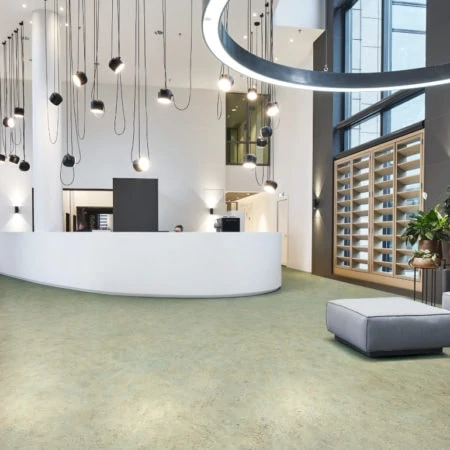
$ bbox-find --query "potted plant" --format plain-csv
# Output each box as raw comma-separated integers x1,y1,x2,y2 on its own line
401,204,450,268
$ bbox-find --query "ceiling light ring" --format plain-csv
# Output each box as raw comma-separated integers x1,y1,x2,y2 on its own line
203,1,450,92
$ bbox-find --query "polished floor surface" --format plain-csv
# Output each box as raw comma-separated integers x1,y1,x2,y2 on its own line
1,269,449,449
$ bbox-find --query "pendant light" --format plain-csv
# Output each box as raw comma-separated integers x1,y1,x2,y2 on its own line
247,87,257,101
157,0,173,104
73,71,87,87
61,0,82,183
17,21,30,171
130,0,152,172
243,153,257,168
260,125,272,137
0,42,8,162
266,100,279,117
109,0,125,74
2,38,15,128
245,1,258,102
263,179,278,193
45,0,63,107
218,73,234,92
72,0,88,86
90,0,104,117
62,153,75,167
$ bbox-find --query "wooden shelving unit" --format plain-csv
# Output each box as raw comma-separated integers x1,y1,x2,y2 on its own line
334,130,424,291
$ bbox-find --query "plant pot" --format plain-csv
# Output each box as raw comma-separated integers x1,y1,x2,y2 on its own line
410,256,441,269
418,239,442,256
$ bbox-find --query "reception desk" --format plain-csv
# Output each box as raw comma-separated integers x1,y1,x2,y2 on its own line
0,232,281,297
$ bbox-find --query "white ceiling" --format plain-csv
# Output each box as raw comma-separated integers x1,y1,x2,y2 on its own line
0,0,322,91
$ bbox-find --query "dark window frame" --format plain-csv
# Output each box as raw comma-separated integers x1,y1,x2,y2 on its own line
335,0,427,152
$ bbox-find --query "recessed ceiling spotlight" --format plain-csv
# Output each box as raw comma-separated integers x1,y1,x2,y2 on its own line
60,6,64,11
65,23,68,27
22,4,27,8
289,38,294,43
29,21,32,24
252,12,257,17
274,57,279,62
243,35,247,40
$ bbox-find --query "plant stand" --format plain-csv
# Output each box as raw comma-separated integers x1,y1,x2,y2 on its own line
413,267,438,306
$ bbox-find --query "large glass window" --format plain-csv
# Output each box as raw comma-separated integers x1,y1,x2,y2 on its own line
226,92,269,165
342,0,426,150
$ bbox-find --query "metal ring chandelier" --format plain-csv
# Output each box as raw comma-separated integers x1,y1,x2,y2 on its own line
202,0,450,92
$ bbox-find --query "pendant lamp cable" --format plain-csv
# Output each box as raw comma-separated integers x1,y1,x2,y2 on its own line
74,0,87,139
44,0,60,144
172,0,193,111
216,3,230,120
216,64,223,119
11,30,22,148
8,35,18,156
61,0,76,186
20,22,26,161
130,0,151,165
0,44,4,157
91,0,100,102
1,42,7,154
111,0,126,134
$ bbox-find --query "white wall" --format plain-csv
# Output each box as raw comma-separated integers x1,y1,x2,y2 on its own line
0,80,33,231
275,0,325,29
275,82,313,272
64,83,225,232
225,56,314,272
237,192,277,233
0,82,226,233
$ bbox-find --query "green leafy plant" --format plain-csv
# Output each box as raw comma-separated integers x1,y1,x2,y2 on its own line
401,204,450,246
444,185,450,217
408,249,441,266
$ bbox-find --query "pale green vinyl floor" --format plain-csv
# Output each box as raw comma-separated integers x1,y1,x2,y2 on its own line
1,269,449,450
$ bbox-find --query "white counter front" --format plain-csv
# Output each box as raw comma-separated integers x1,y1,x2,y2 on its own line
0,232,281,297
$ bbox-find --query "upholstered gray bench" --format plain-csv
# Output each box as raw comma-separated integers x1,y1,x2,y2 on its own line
326,297,450,357
443,292,450,310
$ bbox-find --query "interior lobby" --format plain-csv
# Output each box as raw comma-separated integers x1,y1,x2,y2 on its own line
1,0,450,448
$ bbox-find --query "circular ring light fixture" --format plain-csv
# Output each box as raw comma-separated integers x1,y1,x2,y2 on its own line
202,0,450,92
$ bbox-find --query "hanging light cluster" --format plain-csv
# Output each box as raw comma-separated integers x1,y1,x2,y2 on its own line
0,21,29,171
238,1,278,193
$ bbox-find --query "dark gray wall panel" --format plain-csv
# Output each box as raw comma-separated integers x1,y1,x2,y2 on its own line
113,178,158,232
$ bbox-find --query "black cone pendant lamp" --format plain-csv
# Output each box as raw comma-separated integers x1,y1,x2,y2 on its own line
264,180,278,193
157,88,173,104
157,0,173,105
109,56,124,74
19,160,30,171
0,154,5,163
73,71,88,87
90,0,105,118
9,154,20,164
45,0,63,106
243,153,257,169
62,153,75,167
13,107,24,118
49,91,63,106
109,0,125,74
90,99,105,117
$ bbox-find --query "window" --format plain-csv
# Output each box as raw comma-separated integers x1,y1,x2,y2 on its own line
341,0,426,150
226,92,270,165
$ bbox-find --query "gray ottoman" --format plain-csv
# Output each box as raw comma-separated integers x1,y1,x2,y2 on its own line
326,297,450,357
443,292,450,310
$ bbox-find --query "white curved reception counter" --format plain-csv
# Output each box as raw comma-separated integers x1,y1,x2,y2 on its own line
0,232,281,297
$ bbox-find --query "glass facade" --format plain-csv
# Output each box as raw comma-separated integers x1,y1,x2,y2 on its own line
226,93,270,165
343,0,426,150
